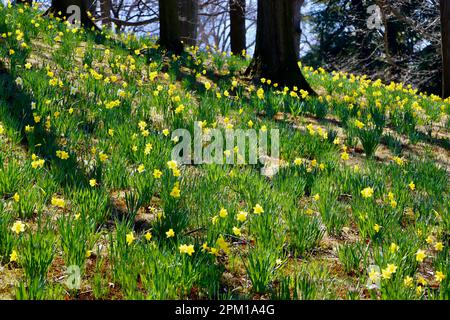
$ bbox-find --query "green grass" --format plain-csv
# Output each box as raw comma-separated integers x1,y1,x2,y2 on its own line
0,3,448,300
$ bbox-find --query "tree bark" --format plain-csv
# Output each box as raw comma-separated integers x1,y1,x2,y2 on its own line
178,0,198,47
100,0,111,29
376,0,399,67
15,0,32,5
246,0,315,93
351,0,372,61
47,0,99,30
441,0,450,98
229,0,246,56
159,0,184,54
292,0,303,58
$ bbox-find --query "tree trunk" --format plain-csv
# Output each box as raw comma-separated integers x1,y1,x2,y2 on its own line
229,0,246,56
292,0,303,58
47,0,99,30
376,0,399,68
351,0,372,62
246,0,314,93
159,0,184,54
178,0,198,47
15,0,32,5
441,0,450,98
385,21,399,57
100,0,111,29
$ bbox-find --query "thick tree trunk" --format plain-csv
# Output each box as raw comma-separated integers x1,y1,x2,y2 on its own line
292,0,303,58
376,0,400,76
47,0,99,30
159,0,184,54
441,0,450,98
246,0,314,93
100,0,111,28
229,0,246,56
15,0,32,5
178,0,198,47
351,0,371,61
385,21,399,57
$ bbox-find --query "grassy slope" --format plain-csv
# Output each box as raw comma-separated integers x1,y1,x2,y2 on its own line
0,4,449,300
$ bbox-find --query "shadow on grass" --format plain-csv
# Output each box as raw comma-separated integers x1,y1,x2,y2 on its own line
0,64,89,190
413,130,450,151
0,63,139,231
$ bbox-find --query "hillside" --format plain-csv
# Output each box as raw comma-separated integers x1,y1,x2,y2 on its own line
0,4,449,300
